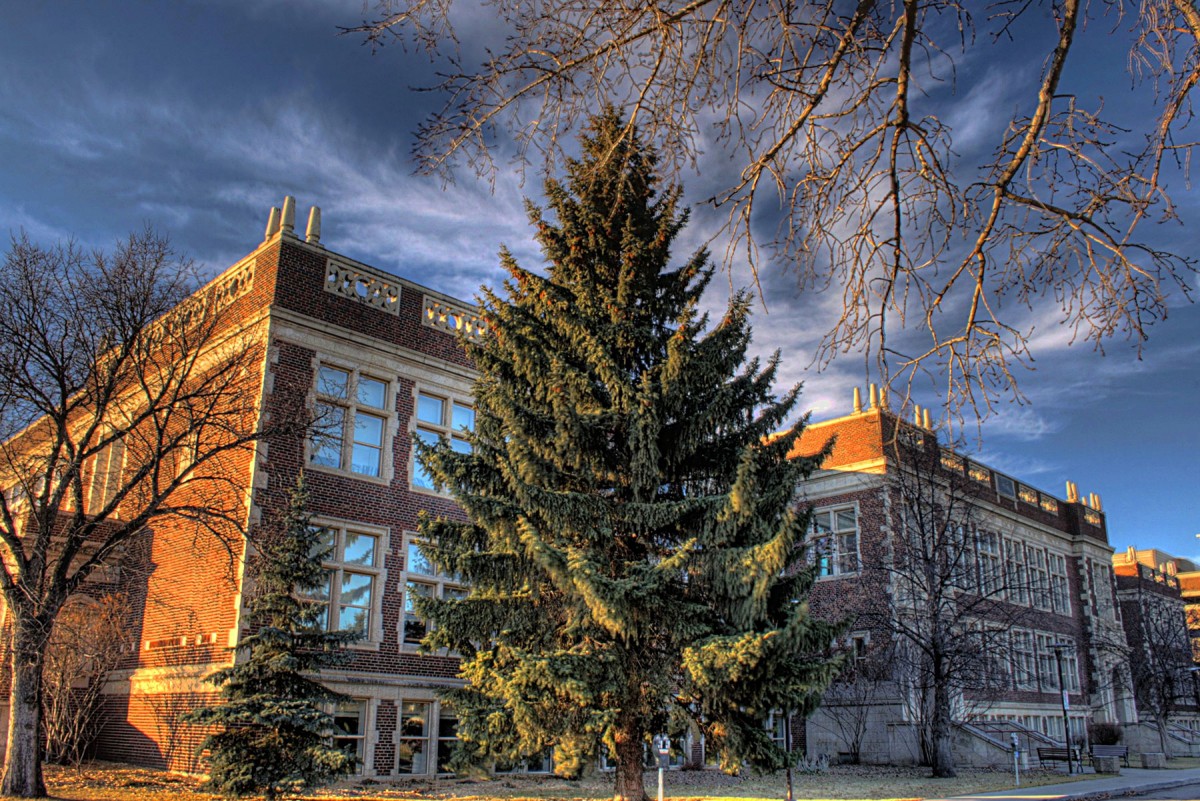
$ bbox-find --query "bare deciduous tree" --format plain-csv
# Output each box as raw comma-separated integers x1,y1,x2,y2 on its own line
42,593,133,766
1122,574,1196,755
0,230,300,798
863,436,1044,777
347,0,1197,423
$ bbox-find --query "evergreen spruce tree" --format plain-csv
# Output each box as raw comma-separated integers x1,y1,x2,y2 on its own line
185,478,357,800
417,109,842,801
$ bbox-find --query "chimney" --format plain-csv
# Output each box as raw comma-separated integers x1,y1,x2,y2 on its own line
1127,545,1136,562
880,386,890,410
1065,481,1079,503
922,408,932,430
280,196,296,235
1089,492,1102,511
914,405,922,426
305,206,322,245
868,383,878,410
264,206,281,240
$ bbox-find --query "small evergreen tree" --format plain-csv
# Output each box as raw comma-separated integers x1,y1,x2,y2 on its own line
186,478,357,800
417,109,842,801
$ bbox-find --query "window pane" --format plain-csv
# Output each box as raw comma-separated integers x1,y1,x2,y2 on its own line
341,572,373,606
452,403,475,431
417,394,445,425
310,527,336,560
351,443,382,477
407,542,433,576
358,377,387,409
354,413,384,446
401,702,429,736
451,437,471,454
835,509,856,531
404,582,433,644
443,586,468,601
311,404,344,467
343,532,377,566
317,366,349,398
305,571,332,603
813,512,831,533
334,702,364,736
413,429,438,488
340,604,369,634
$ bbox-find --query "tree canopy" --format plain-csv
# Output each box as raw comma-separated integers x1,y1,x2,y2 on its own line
414,110,841,801
349,0,1198,424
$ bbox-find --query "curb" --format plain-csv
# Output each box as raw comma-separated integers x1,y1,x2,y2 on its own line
932,772,1200,801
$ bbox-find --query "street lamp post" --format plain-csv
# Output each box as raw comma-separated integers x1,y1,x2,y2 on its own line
1051,643,1075,774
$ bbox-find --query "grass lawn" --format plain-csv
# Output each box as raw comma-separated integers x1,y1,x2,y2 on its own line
43,761,1094,801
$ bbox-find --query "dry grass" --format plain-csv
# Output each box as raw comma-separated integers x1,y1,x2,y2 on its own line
43,761,1094,801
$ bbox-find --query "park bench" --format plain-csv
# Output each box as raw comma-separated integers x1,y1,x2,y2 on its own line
1036,746,1080,769
1089,744,1129,767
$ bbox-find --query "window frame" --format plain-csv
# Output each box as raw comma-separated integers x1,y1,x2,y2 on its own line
399,532,466,649
410,386,475,493
808,504,860,578
307,361,395,483
306,519,389,648
330,699,369,775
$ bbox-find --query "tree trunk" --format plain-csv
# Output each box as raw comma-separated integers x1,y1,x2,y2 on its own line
930,670,956,778
612,713,647,801
2,620,49,798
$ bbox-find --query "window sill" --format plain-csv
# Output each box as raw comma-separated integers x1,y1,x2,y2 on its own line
345,639,382,652
306,462,392,487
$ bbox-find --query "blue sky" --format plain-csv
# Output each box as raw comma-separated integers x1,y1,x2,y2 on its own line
1,2,1197,561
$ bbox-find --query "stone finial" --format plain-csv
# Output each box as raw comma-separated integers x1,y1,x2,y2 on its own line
306,206,322,245
265,207,281,240
853,386,862,414
922,408,932,430
280,196,296,235
868,383,879,410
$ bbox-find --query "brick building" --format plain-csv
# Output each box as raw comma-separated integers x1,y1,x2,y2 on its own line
6,196,1191,774
1112,548,1200,664
1110,549,1200,747
62,197,491,777
791,390,1137,765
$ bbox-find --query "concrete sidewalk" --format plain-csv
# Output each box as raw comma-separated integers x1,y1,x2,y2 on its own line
927,766,1200,801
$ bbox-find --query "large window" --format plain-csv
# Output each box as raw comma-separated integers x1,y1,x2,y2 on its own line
88,435,126,514
1011,630,1037,690
310,364,391,478
332,701,367,774
307,523,385,642
1036,634,1080,692
397,701,431,775
1049,552,1071,615
810,506,859,577
1005,538,1027,605
976,531,1002,595
437,708,459,773
412,389,474,490
1091,560,1114,619
1027,545,1050,610
401,535,466,646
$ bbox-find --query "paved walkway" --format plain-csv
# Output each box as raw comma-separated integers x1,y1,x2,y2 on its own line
929,766,1200,801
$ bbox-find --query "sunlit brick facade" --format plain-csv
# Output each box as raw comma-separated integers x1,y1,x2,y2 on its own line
790,393,1140,765
84,198,486,777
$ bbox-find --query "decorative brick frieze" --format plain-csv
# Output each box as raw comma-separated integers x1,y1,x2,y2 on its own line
324,259,401,315
422,297,487,339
